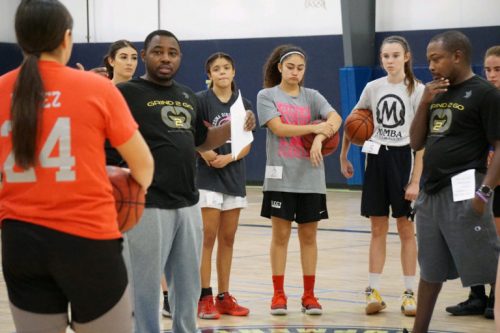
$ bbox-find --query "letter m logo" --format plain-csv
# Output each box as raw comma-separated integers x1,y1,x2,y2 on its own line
376,93,405,129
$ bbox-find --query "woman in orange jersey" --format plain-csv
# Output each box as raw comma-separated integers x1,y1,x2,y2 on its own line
0,1,153,333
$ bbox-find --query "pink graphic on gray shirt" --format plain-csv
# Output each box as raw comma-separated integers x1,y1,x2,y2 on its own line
276,102,311,159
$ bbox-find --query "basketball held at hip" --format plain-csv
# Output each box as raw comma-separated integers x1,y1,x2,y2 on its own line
344,109,374,146
106,166,146,233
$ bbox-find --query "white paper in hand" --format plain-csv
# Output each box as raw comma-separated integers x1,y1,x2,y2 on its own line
451,169,475,202
230,90,253,159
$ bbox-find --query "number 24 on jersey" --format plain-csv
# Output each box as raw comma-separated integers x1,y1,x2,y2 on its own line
1,117,76,183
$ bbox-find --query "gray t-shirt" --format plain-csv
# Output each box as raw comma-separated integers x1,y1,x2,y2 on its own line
354,76,424,146
257,85,334,193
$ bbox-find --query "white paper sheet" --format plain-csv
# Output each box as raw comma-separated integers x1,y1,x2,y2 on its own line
361,140,381,155
451,169,475,202
265,166,283,179
230,90,254,159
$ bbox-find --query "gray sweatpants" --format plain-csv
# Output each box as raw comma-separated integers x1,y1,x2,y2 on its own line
415,184,499,287
124,206,203,333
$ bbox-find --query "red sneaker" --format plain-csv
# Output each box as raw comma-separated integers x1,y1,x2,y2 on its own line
198,295,220,319
270,292,287,315
301,293,322,315
215,292,249,316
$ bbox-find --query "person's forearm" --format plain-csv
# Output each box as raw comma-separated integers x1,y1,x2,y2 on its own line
340,134,351,161
326,111,342,134
235,144,251,160
409,101,431,151
409,149,424,185
197,122,231,152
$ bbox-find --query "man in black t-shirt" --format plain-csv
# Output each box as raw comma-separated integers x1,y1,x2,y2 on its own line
115,30,255,333
408,31,500,333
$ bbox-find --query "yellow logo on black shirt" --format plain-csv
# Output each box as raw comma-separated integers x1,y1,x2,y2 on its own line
160,105,192,129
430,108,452,134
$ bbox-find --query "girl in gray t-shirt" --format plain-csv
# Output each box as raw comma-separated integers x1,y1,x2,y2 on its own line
256,44,342,316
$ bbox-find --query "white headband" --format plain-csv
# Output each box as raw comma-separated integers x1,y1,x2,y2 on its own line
279,51,305,63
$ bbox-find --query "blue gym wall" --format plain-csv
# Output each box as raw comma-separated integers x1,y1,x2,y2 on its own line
1,26,499,187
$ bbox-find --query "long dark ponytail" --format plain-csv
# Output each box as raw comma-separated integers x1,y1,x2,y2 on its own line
11,0,73,169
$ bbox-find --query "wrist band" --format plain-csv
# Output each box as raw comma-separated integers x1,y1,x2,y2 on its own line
475,190,489,203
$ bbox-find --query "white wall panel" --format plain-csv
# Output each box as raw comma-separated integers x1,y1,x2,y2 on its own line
2,0,499,44
89,0,159,42
1,0,87,43
376,0,500,32
59,0,89,43
0,0,21,42
159,0,343,40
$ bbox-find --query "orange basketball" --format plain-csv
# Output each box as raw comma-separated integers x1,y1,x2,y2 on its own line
344,109,374,146
106,166,145,233
301,120,340,156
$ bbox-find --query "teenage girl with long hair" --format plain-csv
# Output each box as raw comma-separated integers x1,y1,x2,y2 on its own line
103,39,138,85
0,1,153,332
257,44,342,315
340,35,424,316
196,52,252,319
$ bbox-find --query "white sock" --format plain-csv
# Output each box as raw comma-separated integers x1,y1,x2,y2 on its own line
368,273,381,290
404,275,416,291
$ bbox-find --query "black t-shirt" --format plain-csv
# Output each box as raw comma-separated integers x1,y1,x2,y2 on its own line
422,76,500,194
195,89,253,197
117,78,208,209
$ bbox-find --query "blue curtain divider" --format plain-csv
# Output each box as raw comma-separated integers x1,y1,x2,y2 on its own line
339,66,372,186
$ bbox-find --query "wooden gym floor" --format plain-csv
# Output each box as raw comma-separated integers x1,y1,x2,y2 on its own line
0,187,495,332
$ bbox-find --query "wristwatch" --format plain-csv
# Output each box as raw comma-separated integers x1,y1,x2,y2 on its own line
477,184,494,199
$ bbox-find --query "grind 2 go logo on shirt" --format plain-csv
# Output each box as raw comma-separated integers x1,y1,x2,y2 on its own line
429,108,452,135
161,105,192,130
428,102,464,136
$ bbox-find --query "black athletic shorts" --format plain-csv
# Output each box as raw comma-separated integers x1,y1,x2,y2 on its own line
494,187,500,218
361,145,412,218
261,191,328,223
1,220,128,323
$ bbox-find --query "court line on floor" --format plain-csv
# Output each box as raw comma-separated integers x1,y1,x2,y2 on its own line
239,223,400,236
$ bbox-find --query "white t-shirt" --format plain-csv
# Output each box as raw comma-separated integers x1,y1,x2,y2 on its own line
257,85,334,193
354,76,424,146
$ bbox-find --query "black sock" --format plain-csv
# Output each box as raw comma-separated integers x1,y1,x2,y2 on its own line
163,291,168,297
471,285,486,298
217,292,227,300
200,287,213,299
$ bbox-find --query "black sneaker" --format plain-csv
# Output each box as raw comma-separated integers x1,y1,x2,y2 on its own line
445,292,487,316
484,294,494,319
162,292,172,318
402,329,410,333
